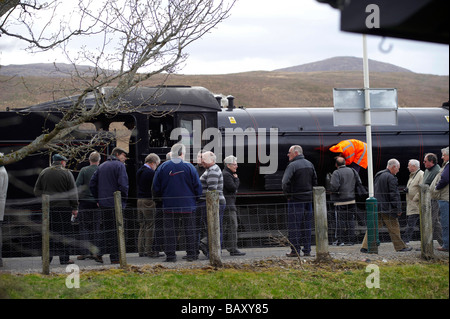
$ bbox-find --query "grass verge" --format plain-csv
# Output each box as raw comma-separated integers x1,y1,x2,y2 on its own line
1,260,448,299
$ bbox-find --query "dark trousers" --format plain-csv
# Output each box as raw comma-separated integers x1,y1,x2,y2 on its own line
287,201,312,254
223,207,239,251
0,221,3,261
98,207,119,262
404,214,420,243
78,201,101,256
153,208,164,253
49,207,75,263
334,203,357,245
163,212,197,259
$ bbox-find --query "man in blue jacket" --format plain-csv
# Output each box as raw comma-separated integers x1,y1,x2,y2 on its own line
152,143,202,262
90,147,129,264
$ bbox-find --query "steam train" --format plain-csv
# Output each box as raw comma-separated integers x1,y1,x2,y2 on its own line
2,86,448,199
1,86,448,255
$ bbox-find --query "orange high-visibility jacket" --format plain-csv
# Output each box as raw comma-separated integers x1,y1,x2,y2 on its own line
329,139,368,169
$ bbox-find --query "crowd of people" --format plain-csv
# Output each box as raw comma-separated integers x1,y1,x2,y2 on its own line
11,144,247,265
281,144,449,257
0,143,448,267
329,148,448,254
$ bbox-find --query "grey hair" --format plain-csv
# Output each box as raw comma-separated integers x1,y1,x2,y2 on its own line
145,153,161,165
202,151,217,164
387,158,400,168
442,146,449,156
408,159,420,168
290,145,303,155
89,151,101,163
223,155,237,165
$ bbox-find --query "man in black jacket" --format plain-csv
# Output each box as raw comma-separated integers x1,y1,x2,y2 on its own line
222,155,245,256
361,159,411,252
34,154,79,264
330,156,361,246
136,153,161,258
282,145,317,257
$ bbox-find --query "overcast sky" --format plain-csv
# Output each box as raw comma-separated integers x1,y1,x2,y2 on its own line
1,0,448,76
180,0,449,75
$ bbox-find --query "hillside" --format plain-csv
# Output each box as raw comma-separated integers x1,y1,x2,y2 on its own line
0,63,97,78
145,72,448,108
0,60,448,110
275,56,413,73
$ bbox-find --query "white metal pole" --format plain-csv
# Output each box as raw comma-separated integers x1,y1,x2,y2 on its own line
363,34,374,198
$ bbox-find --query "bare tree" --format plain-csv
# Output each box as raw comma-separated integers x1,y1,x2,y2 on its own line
0,0,97,51
0,0,236,166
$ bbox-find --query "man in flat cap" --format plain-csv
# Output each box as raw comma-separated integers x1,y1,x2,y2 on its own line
34,153,79,265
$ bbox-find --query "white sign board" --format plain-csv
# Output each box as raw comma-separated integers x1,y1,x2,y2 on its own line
333,88,398,126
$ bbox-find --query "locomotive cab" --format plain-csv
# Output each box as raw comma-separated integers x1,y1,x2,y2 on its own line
96,86,222,203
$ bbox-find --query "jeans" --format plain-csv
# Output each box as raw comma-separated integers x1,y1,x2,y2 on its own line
438,200,449,249
287,201,312,254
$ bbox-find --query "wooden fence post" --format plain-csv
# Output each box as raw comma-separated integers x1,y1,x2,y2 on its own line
420,184,434,260
41,194,50,275
206,190,223,267
313,187,332,262
114,191,127,268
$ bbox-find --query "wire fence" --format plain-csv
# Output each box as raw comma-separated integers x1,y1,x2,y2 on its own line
2,189,431,266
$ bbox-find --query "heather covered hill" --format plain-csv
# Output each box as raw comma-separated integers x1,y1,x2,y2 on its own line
1,59,448,110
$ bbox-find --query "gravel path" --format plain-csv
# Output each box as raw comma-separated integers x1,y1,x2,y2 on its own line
1,240,448,275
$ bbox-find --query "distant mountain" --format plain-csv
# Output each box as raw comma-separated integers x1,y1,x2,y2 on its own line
1,56,414,78
0,63,98,77
275,56,413,73
1,58,448,110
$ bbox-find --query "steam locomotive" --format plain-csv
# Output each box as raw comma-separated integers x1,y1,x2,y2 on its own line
1,86,448,254
2,86,447,200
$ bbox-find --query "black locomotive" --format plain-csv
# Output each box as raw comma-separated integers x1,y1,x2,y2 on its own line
1,86,448,255
2,86,448,198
